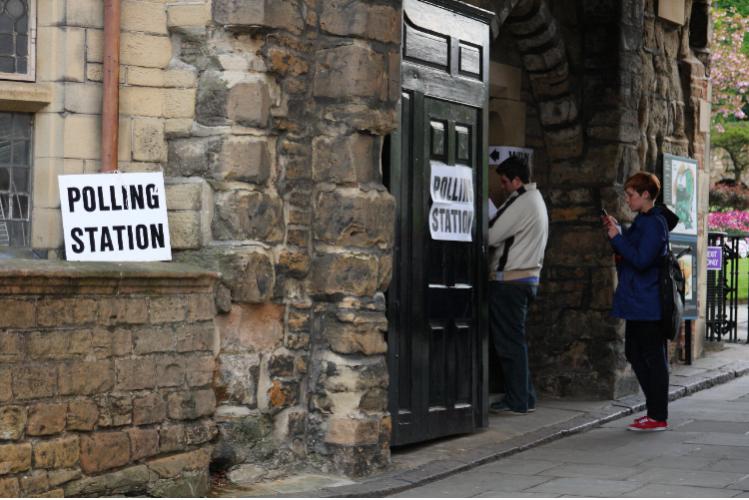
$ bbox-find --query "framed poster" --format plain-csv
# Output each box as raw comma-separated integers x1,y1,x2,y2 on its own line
662,154,698,236
671,235,698,320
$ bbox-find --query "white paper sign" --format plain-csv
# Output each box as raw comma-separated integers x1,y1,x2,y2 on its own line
488,146,533,167
58,172,172,262
429,162,474,242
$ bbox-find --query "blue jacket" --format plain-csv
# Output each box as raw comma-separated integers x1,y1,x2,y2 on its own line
610,205,678,321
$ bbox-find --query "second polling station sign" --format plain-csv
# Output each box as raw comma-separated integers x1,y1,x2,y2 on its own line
58,172,172,262
429,162,474,242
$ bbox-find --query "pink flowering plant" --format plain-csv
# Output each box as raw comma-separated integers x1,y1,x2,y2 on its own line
711,6,749,129
708,210,749,235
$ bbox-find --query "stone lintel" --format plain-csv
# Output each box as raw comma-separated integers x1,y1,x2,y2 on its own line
0,81,53,112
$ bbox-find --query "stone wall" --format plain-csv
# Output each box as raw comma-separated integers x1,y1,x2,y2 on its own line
165,0,400,478
484,0,711,397
0,261,218,497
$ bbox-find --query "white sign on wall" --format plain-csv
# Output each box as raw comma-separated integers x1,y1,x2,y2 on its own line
428,162,474,242
488,146,533,167
58,172,172,262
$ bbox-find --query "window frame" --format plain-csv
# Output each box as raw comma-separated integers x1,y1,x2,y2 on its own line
0,111,34,248
0,0,36,82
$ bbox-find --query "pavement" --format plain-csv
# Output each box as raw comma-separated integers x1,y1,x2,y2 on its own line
393,372,749,498
211,341,749,498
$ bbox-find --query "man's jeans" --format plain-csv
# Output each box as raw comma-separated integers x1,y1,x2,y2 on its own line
625,320,669,421
489,281,537,412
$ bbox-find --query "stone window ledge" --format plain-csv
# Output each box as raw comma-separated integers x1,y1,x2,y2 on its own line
0,258,219,295
0,80,53,112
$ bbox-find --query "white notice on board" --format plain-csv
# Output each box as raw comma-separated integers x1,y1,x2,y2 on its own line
429,162,474,242
58,172,172,262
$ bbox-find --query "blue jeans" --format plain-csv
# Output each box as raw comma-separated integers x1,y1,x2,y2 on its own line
489,281,538,412
625,320,669,421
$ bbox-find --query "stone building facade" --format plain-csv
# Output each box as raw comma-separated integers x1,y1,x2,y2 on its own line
0,0,711,495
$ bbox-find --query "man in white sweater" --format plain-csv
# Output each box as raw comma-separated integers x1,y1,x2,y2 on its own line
488,156,549,415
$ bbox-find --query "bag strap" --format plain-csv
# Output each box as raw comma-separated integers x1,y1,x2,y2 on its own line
489,186,526,228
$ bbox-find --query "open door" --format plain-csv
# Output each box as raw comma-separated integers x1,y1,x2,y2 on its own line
387,0,492,446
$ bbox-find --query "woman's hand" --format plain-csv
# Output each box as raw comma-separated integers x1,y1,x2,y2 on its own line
601,215,620,239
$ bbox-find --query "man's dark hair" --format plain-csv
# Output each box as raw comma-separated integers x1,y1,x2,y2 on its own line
496,155,530,184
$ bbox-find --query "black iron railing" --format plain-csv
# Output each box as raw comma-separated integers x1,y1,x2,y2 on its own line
706,232,748,343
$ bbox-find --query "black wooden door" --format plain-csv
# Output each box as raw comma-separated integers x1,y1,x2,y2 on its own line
388,0,492,446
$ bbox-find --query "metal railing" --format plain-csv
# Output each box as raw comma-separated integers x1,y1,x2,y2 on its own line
706,232,748,343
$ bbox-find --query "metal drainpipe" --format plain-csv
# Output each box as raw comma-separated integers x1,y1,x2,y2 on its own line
100,0,121,173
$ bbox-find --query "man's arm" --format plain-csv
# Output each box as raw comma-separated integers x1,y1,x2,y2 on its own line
488,204,523,247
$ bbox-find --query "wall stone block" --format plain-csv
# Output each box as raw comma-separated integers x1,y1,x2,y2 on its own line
215,136,271,183
128,428,160,461
32,436,79,470
312,134,380,184
314,188,395,248
323,311,388,356
58,360,115,396
213,0,304,34
80,432,131,474
12,365,57,400
63,465,151,497
27,403,67,436
325,417,379,446
95,394,133,427
213,188,284,243
133,393,167,426
320,1,400,44
227,81,272,127
314,44,387,100
309,253,379,298
67,399,99,431
167,389,216,420
0,442,31,474
176,247,276,303
216,354,260,406
0,477,20,497
0,406,26,440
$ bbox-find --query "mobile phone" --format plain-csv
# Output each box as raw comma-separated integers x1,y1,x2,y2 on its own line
600,208,608,217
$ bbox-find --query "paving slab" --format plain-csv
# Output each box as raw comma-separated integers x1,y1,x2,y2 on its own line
536,463,641,481
626,467,746,489
621,483,742,497
524,477,644,497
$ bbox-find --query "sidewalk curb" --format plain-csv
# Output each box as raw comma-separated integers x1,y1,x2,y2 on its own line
308,360,749,498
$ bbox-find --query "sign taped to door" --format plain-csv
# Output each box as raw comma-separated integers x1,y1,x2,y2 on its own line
58,172,172,262
429,162,474,242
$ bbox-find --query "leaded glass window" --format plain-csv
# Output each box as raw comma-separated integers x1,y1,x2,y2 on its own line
0,0,34,80
0,112,32,247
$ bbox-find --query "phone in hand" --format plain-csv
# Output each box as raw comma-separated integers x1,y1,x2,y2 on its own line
600,208,608,218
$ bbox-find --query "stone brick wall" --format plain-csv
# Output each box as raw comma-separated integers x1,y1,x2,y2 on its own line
0,260,218,497
162,0,399,478
485,0,711,398
32,0,212,253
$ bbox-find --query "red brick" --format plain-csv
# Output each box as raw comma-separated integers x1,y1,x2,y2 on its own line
115,358,157,391
0,299,35,328
67,399,99,431
0,442,32,474
148,296,187,323
80,432,130,473
58,360,114,395
133,393,166,425
128,427,159,461
12,365,57,400
33,436,79,469
27,403,67,436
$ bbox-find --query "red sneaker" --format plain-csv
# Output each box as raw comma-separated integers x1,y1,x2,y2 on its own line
627,417,667,432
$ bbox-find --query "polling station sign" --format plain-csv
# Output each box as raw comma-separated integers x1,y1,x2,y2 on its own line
707,246,722,271
58,172,172,262
429,162,474,242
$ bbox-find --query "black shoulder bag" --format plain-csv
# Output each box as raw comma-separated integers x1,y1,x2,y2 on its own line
657,216,687,341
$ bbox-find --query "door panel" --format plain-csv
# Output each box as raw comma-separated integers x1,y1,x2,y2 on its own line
388,0,491,447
